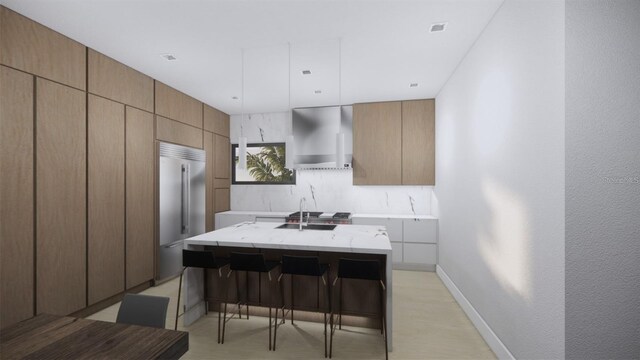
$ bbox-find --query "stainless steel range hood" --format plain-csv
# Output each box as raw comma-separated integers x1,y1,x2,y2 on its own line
292,105,352,169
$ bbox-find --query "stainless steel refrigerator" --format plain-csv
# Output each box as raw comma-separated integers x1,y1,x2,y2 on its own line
157,142,206,281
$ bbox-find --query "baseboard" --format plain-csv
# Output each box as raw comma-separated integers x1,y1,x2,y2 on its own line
436,265,515,360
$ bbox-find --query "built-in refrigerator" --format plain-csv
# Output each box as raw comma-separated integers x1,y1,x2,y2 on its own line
157,142,205,281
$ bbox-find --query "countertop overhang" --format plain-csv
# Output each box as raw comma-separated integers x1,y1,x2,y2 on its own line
184,221,392,255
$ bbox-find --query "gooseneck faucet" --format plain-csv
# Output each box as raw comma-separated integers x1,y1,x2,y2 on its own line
299,197,307,231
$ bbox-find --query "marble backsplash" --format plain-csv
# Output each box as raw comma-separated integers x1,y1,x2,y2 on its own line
230,112,433,215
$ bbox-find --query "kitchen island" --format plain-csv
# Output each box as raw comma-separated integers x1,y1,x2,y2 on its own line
182,221,393,347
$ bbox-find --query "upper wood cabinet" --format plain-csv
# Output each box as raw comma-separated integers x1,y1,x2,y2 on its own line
0,6,86,90
353,99,435,186
402,99,435,185
36,78,86,316
125,107,155,289
156,115,203,149
155,81,203,128
353,102,403,185
204,105,230,136
88,50,154,112
0,65,35,328
88,95,125,305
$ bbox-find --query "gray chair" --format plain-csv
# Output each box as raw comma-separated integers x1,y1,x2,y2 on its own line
116,293,170,329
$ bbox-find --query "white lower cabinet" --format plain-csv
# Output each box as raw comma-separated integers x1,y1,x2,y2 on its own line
403,243,437,265
215,214,255,229
352,215,438,271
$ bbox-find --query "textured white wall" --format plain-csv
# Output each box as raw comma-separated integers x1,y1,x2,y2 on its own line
229,112,433,215
434,0,565,358
565,1,640,358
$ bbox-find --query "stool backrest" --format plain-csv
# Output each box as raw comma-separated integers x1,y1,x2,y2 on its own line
230,252,269,272
116,293,169,329
338,258,381,281
281,255,321,276
183,249,220,268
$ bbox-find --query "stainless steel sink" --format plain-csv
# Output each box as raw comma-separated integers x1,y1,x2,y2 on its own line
276,223,337,231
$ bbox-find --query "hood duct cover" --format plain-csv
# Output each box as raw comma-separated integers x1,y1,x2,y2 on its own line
292,105,352,169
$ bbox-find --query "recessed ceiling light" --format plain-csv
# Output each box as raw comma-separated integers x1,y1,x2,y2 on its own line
231,96,238,100
314,90,322,94
410,83,419,88
302,70,312,75
430,22,448,33
160,53,177,61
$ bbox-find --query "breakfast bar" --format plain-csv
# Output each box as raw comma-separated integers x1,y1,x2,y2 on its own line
182,221,394,348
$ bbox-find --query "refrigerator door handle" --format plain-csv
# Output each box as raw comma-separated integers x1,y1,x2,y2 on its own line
181,164,190,234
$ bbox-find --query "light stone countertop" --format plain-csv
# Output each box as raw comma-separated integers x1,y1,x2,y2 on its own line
217,210,437,220
185,221,392,255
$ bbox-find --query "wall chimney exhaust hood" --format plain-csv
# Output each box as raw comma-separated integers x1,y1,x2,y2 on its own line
292,105,352,169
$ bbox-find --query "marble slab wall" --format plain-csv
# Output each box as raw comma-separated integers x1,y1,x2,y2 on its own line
230,112,433,215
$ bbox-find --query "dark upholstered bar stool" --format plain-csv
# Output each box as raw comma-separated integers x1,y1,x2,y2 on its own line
273,255,331,357
175,249,229,344
221,252,280,350
330,258,388,360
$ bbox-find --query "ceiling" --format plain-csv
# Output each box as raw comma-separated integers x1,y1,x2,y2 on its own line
1,0,503,115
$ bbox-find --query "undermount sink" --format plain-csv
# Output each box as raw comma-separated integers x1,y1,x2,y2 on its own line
276,223,337,231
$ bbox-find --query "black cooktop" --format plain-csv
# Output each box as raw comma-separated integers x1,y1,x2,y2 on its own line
332,212,351,219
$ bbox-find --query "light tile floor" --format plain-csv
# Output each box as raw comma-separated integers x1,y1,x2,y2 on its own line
88,270,495,359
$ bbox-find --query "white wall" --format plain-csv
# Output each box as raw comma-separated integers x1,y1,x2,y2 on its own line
565,1,640,358
434,0,565,358
229,112,433,215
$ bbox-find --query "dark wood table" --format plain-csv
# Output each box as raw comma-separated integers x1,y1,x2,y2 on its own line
0,314,189,359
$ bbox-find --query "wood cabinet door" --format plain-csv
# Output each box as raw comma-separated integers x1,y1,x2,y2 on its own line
156,115,203,149
402,99,435,185
204,131,215,231
87,95,125,305
214,134,230,179
204,105,230,136
88,49,154,112
353,102,402,185
155,81,203,128
125,107,155,288
1,7,86,90
0,65,34,327
36,78,86,315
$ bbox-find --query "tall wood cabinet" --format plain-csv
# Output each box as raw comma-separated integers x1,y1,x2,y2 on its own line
125,107,155,289
353,99,435,185
88,95,125,305
0,65,35,328
36,77,87,316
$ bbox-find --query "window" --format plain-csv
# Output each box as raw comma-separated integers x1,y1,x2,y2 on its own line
231,142,295,185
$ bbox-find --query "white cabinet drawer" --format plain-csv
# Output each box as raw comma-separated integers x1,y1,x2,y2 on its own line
352,217,403,243
391,243,403,263
403,218,437,244
215,214,254,229
403,243,437,265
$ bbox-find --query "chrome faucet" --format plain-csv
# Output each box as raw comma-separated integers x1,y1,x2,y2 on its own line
299,197,307,231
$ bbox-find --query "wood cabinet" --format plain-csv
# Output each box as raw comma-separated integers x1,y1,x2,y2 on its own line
402,99,435,185
36,78,86,315
88,49,154,112
155,81,203,128
214,188,231,213
353,102,403,185
204,105,230,136
87,95,125,305
0,7,86,90
353,99,435,186
204,131,215,231
125,107,155,288
156,115,203,149
214,135,230,179
0,66,35,328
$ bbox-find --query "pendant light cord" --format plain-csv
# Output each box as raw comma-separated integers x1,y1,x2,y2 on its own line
241,48,245,136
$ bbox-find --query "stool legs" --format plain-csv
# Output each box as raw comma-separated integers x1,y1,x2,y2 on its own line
174,267,186,330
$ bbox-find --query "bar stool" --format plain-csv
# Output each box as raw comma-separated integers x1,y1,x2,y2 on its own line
175,249,229,344
273,255,331,357
221,252,280,350
330,258,388,360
